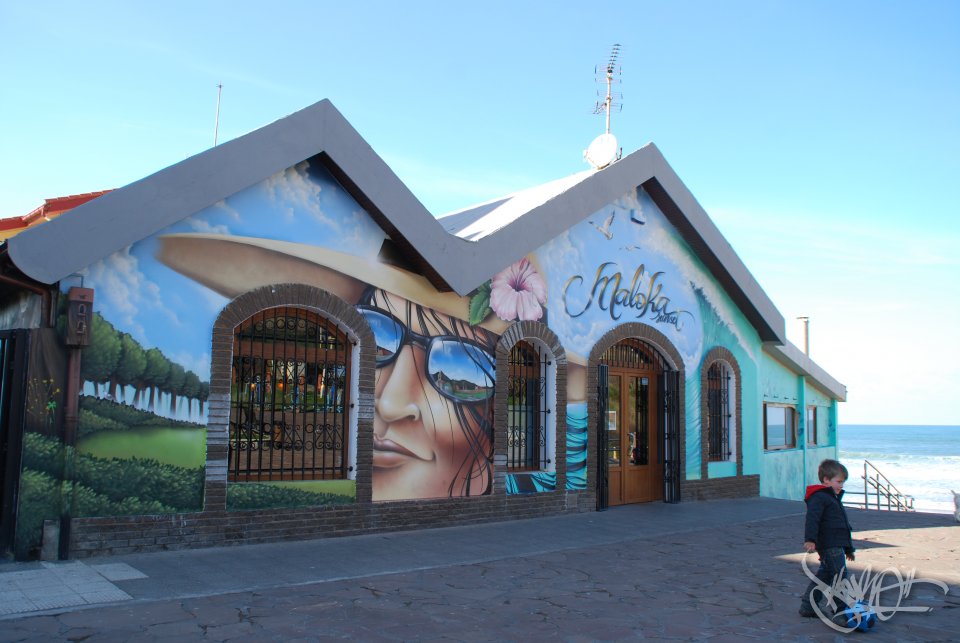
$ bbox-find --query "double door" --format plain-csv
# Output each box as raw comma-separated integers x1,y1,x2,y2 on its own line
605,368,661,505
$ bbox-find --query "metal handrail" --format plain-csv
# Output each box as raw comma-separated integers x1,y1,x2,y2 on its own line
844,460,914,512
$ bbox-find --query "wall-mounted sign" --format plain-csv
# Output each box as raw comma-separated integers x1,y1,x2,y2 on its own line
65,287,94,347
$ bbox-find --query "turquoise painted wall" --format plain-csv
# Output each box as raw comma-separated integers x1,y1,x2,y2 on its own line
759,353,840,500
760,352,800,405
761,448,806,500
805,445,839,489
802,382,838,489
760,352,801,499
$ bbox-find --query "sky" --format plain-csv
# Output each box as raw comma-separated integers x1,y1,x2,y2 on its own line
1,1,957,425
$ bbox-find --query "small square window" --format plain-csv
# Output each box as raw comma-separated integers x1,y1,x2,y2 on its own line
764,403,797,450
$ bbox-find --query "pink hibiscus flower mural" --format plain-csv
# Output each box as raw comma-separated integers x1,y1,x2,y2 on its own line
489,258,547,322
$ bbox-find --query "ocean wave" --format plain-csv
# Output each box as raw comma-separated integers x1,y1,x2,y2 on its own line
840,454,959,515
839,452,960,464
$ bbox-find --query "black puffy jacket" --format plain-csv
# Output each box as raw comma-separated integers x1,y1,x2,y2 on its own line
804,484,854,555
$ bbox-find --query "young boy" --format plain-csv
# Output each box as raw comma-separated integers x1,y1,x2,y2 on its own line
799,459,855,617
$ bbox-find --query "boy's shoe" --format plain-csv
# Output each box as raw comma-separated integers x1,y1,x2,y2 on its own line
798,605,817,617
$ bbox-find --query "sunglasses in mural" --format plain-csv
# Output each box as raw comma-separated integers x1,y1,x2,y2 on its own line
358,305,495,403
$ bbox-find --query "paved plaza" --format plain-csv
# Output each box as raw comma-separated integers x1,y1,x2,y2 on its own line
0,497,957,641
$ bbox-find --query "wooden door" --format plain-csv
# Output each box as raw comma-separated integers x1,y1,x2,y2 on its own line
606,369,662,505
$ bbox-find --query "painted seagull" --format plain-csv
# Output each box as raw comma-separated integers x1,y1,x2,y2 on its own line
589,212,615,239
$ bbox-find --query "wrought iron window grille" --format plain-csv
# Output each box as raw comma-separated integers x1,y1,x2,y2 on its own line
229,306,351,482
506,341,549,471
707,362,732,461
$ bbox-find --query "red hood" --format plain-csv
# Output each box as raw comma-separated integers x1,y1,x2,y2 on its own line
805,484,830,501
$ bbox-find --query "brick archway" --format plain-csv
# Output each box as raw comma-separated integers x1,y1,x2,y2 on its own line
206,283,375,509
584,323,686,499
700,346,743,479
494,321,568,495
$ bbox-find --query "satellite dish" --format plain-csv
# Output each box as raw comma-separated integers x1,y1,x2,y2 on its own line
584,133,618,169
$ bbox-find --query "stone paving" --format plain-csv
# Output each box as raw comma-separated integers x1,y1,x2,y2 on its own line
0,562,138,616
0,498,956,641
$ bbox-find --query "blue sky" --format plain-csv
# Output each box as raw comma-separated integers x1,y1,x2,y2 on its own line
2,1,957,424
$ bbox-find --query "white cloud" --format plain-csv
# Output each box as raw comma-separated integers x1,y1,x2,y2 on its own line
186,201,236,234
82,246,164,342
261,161,336,228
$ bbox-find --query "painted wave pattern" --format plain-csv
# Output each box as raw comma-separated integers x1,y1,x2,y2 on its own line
505,472,557,494
566,402,588,490
504,402,588,494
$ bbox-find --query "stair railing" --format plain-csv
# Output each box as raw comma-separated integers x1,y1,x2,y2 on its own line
843,460,915,512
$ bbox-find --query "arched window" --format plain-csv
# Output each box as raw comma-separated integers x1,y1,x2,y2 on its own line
229,306,351,481
507,341,548,471
706,361,733,462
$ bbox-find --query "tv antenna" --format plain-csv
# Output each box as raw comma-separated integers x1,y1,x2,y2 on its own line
584,44,623,169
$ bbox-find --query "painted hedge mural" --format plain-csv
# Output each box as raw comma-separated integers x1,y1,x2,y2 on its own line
13,307,208,558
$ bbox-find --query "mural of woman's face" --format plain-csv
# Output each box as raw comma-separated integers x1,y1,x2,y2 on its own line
362,290,496,500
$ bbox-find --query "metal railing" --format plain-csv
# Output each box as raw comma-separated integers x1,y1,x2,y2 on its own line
843,460,914,512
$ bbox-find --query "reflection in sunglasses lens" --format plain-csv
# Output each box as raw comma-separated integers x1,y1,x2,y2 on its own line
361,309,403,363
360,306,495,402
428,339,494,402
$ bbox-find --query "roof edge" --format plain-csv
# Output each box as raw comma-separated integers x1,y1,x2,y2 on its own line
6,101,787,349
7,100,343,283
765,341,847,401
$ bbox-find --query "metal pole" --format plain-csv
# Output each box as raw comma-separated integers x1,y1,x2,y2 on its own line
605,70,612,134
797,316,809,355
59,345,81,559
214,83,223,146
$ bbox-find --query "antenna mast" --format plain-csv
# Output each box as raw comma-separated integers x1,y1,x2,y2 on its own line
584,44,623,169
214,83,223,146
594,44,622,135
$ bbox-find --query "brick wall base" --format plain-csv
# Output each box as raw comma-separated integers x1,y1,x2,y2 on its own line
69,478,761,558
68,490,597,558
680,474,759,501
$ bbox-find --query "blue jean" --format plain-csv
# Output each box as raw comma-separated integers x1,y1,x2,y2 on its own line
801,546,848,611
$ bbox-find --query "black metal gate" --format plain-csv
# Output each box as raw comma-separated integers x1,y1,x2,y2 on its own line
659,370,681,504
596,363,609,510
0,330,30,558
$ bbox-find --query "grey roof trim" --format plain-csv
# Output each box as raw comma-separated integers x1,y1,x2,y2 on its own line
429,144,786,342
765,342,847,401
7,99,785,343
7,100,450,289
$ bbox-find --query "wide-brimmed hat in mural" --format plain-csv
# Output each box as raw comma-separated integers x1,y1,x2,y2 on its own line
158,232,588,390
157,233,521,335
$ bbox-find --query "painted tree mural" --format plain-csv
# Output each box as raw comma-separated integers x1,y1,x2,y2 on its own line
143,347,169,411
112,333,146,403
58,304,209,421
80,313,120,397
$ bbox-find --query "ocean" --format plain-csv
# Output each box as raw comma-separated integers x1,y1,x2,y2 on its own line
838,424,960,515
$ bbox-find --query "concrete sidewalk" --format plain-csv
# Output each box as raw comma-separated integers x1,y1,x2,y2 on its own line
0,497,957,641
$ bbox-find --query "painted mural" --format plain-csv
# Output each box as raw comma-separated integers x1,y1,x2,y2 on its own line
13,316,209,558
526,187,762,489
27,154,768,518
